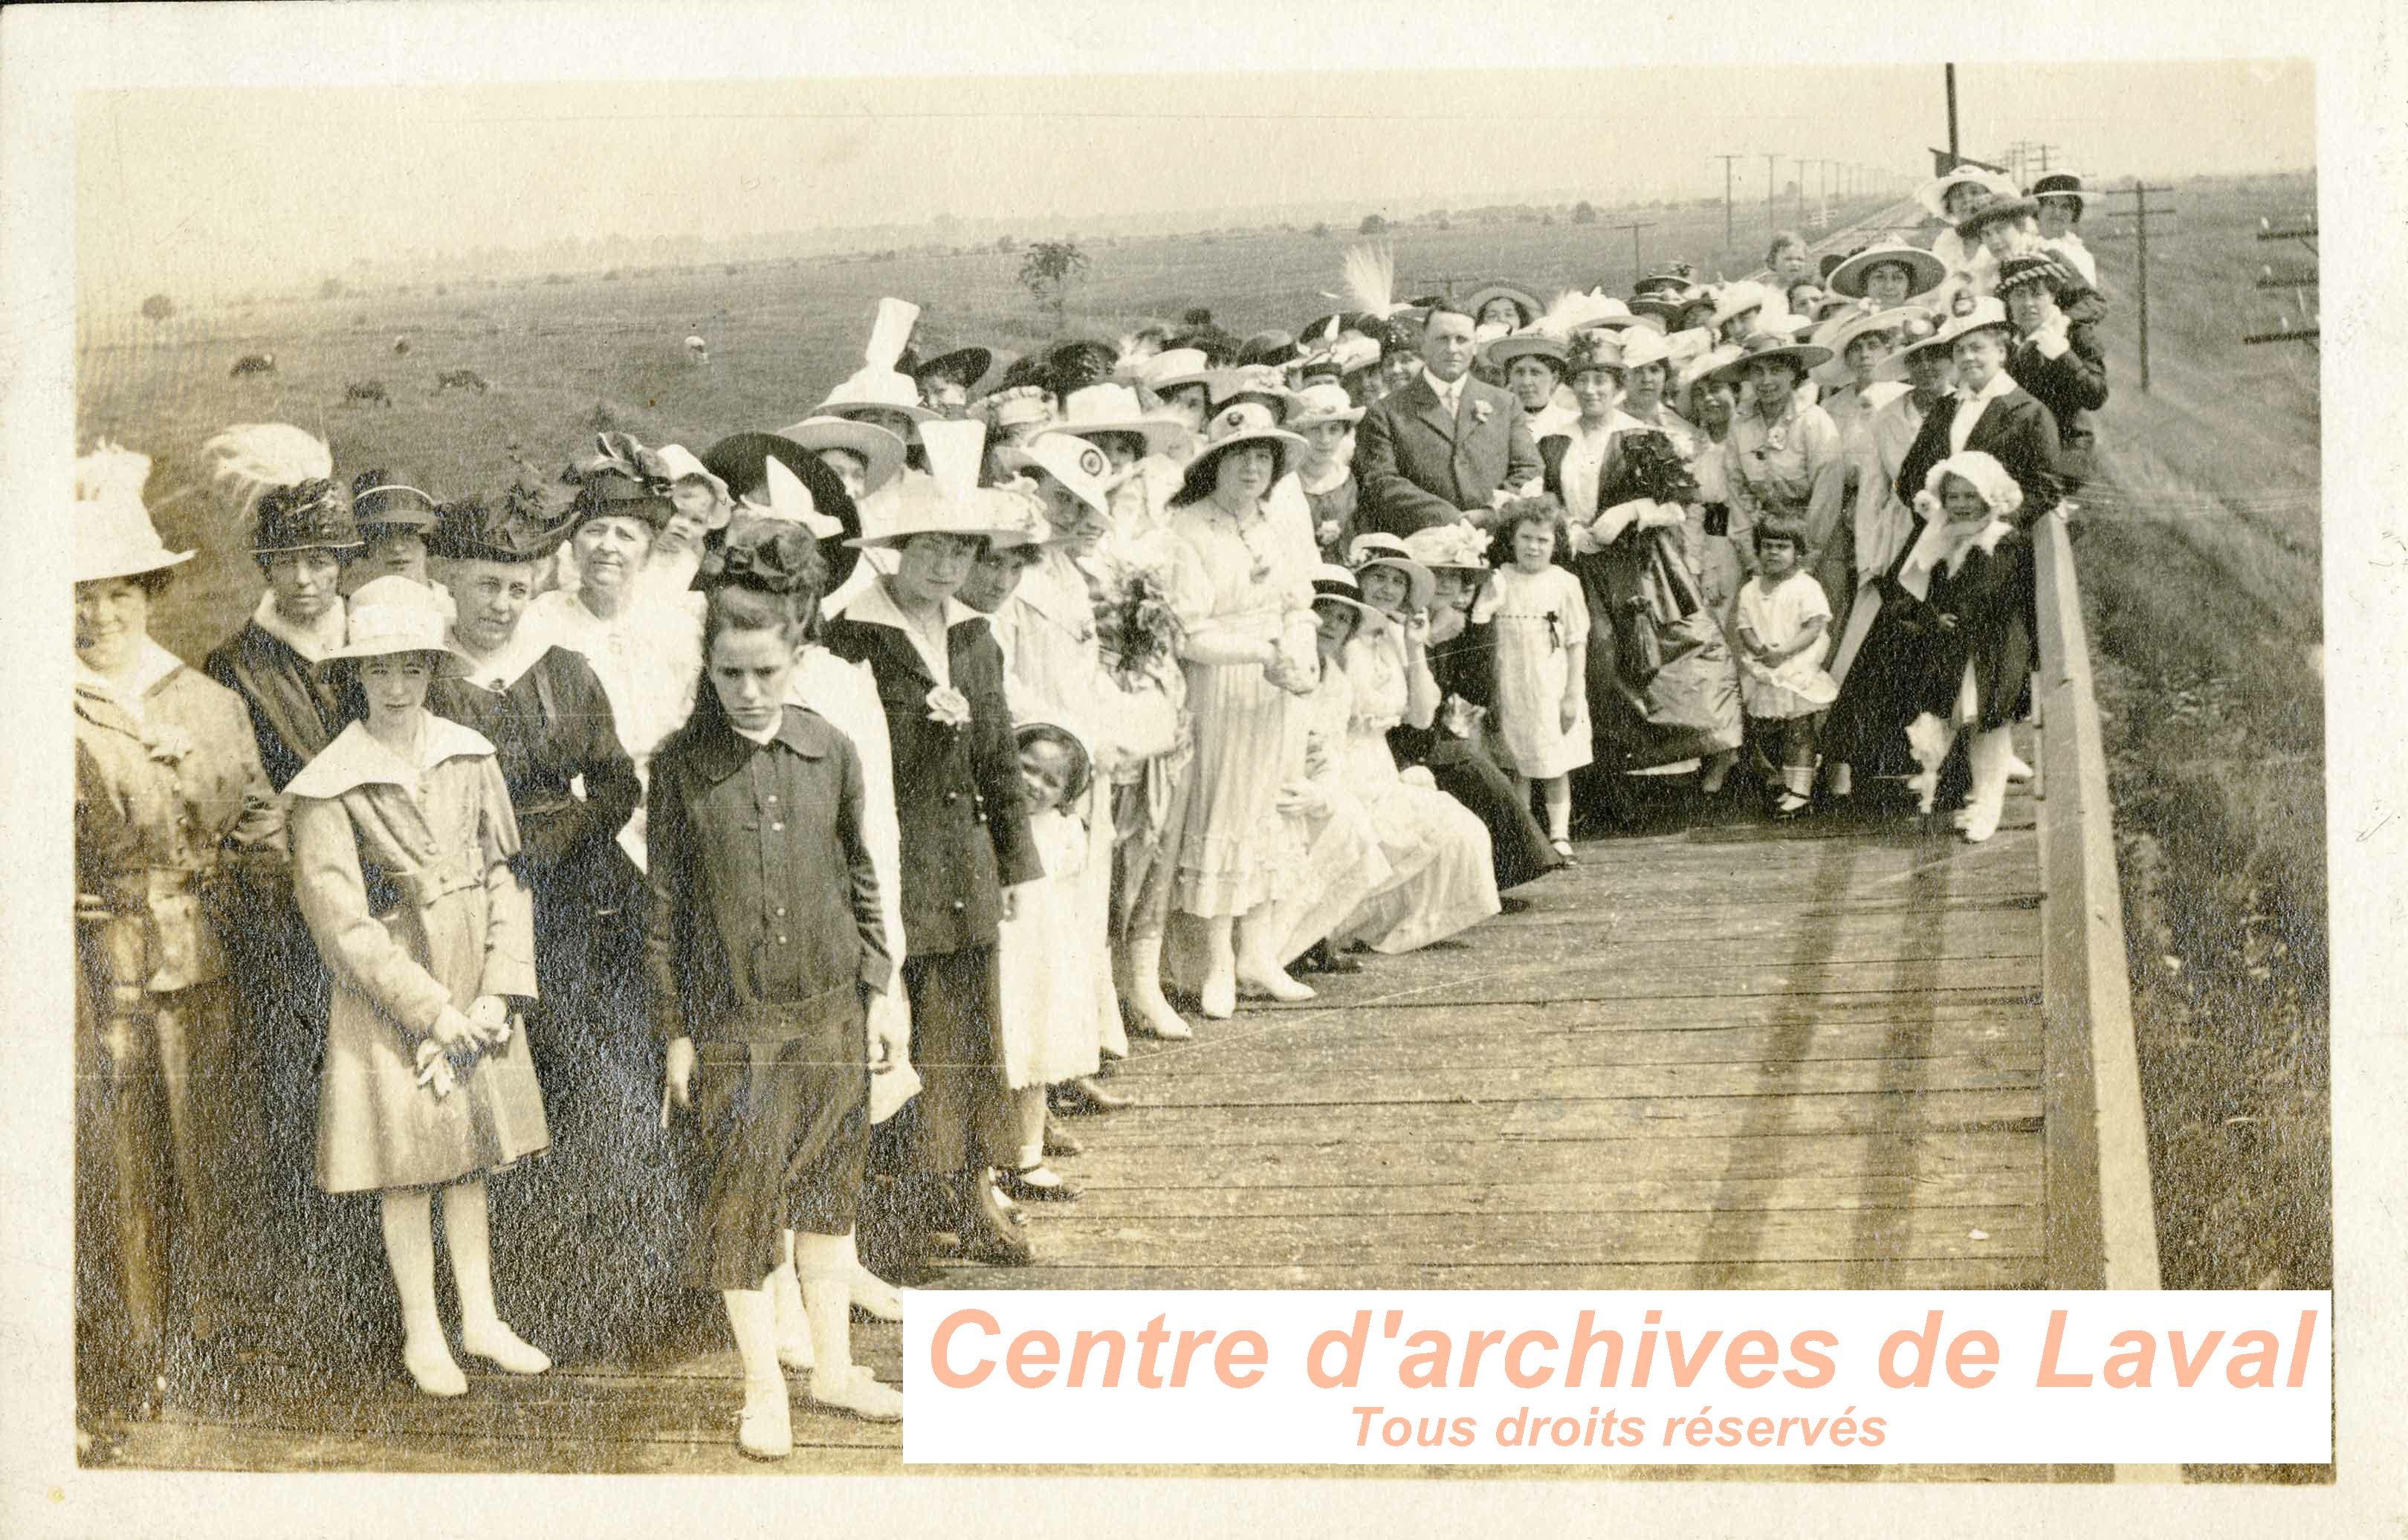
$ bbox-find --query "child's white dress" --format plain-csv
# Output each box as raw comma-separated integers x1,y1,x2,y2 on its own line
1478,563,1595,779
997,808,1104,1091
1735,569,1840,719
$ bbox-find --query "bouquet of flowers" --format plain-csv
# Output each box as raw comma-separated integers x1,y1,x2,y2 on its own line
1095,560,1182,687
1601,428,1700,509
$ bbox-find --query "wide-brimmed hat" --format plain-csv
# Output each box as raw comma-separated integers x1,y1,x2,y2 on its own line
1706,280,1776,332
977,385,1056,435
1291,332,1382,385
1954,194,2042,242
1933,296,2016,349
75,444,194,585
776,414,908,495
1634,265,1697,297
1345,532,1435,612
1914,167,2018,221
1205,364,1292,416
1237,329,1299,369
327,576,466,666
1680,343,1749,399
846,419,1024,549
1481,331,1570,372
1869,311,1954,383
1628,287,1702,326
1000,433,1113,518
1046,382,1193,459
201,423,360,557
1827,242,1948,300
1564,329,1626,378
818,297,941,426
250,479,362,557
1574,295,1655,333
1464,284,1541,329
907,343,994,391
1661,327,1715,370
1823,305,1927,358
427,489,572,565
349,472,440,532
1726,331,1833,377
2030,172,2090,213
1615,327,1672,373
1309,563,1385,628
1402,522,1492,574
1175,401,1307,504
1143,348,1214,397
1284,381,1366,428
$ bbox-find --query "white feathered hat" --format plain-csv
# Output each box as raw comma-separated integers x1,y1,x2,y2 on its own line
76,443,193,585
818,298,940,424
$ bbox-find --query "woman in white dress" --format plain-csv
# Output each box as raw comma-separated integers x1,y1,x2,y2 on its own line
1330,540,1501,954
1162,403,1322,1019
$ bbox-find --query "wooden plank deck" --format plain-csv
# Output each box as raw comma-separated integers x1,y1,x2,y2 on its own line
103,771,2051,1476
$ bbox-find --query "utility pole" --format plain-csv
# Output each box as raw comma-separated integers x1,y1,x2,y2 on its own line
1614,219,1657,282
1714,153,1742,252
1764,153,1780,239
2106,179,2177,392
1945,63,1960,165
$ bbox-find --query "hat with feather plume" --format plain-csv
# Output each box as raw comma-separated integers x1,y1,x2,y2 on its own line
203,423,361,555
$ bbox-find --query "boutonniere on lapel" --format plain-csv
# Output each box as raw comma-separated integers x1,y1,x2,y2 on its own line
925,685,973,730
1471,398,1495,427
1762,423,1788,454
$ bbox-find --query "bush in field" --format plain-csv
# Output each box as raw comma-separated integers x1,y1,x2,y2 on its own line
320,277,346,300
141,293,175,323
725,263,741,276
1359,213,1388,235
1572,201,1597,224
1311,221,1330,238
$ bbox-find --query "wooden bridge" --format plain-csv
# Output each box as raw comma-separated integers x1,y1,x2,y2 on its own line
103,517,2166,1479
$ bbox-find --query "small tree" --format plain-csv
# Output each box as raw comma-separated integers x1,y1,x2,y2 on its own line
140,293,175,323
1359,213,1388,235
994,235,1017,254
1572,201,1598,224
1017,239,1090,328
1311,221,1330,238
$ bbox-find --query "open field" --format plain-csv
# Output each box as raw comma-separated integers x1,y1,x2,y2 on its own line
74,175,2327,1354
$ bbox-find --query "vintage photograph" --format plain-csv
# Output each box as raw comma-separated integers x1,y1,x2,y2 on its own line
57,45,2326,1481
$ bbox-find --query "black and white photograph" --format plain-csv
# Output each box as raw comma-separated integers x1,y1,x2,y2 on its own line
6,2,2396,1528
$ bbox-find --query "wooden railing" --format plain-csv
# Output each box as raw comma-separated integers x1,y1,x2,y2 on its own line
2030,511,2180,1483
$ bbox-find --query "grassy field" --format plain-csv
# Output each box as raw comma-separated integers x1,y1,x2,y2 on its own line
74,178,2328,1333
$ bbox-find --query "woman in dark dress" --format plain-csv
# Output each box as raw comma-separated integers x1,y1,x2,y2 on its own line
424,495,691,1362
1388,522,1560,893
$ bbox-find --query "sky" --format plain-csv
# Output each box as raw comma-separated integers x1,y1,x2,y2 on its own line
76,59,2313,294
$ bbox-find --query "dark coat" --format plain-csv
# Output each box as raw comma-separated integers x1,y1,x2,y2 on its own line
643,705,890,1046
204,619,353,792
2007,316,2108,491
1894,384,2064,528
1355,372,1542,536
823,602,1041,958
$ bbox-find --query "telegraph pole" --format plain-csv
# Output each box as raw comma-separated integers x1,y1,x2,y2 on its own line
1615,219,1657,282
2106,179,2177,392
1945,63,1960,164
1715,153,1743,251
1763,153,1780,239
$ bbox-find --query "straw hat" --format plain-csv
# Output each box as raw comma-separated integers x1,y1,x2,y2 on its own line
1660,327,1715,369
1869,311,1953,383
1481,331,1570,372
776,414,908,495
1175,401,1307,504
1706,281,1776,332
1678,343,1747,401
1284,381,1366,428
2030,172,2090,215
1346,532,1435,612
1932,296,2016,349
1725,331,1834,378
1046,382,1194,459
1402,522,1492,574
327,576,466,666
1826,242,1947,300
1205,364,1292,416
1574,296,1655,333
1000,433,1113,518
1914,167,2018,221
1290,332,1382,385
1615,327,1672,373
1309,563,1385,627
1465,284,1542,329
1143,348,1213,397
75,444,194,585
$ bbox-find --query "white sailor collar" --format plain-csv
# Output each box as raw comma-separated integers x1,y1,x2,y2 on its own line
285,715,496,800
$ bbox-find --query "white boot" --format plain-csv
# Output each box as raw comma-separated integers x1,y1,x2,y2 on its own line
1234,906,1315,1002
769,1255,815,1371
1198,916,1237,1020
1123,929,1194,1039
1961,727,2013,844
1903,713,1952,815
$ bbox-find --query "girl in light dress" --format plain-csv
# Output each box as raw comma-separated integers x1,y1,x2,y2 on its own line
1732,518,1839,818
284,577,551,1401
1477,497,1592,858
994,723,1101,1205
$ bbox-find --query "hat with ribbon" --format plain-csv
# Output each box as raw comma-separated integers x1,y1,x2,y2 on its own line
2030,172,2090,214
1046,382,1194,460
1564,328,1627,378
905,343,994,392
1481,330,1570,373
349,470,440,532
426,485,574,565
1726,331,1835,378
1290,332,1383,386
775,414,908,496
1174,400,1308,505
326,576,467,667
817,297,941,424
1827,242,1948,300
1615,326,1672,373
1205,363,1293,417
1914,167,2019,221
977,385,1056,434
1237,329,1300,369
1869,311,1954,383
75,443,194,585
1309,562,1385,627
1000,433,1114,519
203,423,363,557
1402,522,1492,575
1933,295,2016,349
692,513,829,597
1953,193,2043,242
1993,253,2082,302
1142,347,1214,398
1345,532,1435,612
846,418,1026,548
1706,279,1778,333
565,465,675,535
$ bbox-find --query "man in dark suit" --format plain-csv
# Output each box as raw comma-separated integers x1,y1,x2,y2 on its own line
1355,304,1543,537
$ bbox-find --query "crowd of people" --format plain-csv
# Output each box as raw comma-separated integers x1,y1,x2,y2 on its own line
72,165,2106,1458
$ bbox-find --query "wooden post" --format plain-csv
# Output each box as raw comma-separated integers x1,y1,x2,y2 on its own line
1615,219,1657,282
1715,154,1741,252
2133,183,2151,392
1945,63,1959,163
